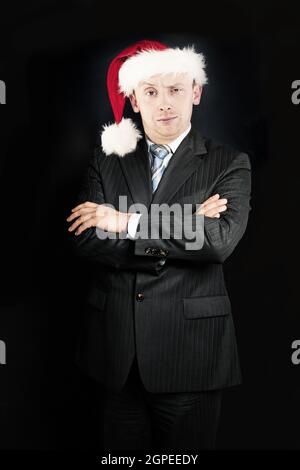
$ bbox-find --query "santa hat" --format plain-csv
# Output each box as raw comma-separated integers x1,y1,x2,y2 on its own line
101,39,208,157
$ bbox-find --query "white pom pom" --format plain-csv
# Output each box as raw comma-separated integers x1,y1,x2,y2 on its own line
101,118,142,157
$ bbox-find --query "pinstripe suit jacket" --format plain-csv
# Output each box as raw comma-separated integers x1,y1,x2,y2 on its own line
71,127,252,393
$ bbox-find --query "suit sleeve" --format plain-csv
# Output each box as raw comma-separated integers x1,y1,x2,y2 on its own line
69,151,165,274
134,152,252,264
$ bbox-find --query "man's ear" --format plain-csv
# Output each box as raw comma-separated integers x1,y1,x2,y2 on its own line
129,92,140,113
192,85,202,105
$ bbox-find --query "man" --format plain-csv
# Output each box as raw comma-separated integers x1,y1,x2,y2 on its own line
66,39,251,451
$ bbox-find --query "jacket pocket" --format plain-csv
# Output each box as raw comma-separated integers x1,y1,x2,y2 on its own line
183,295,231,319
86,287,107,311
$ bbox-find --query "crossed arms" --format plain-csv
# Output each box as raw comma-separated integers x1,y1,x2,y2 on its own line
66,150,251,271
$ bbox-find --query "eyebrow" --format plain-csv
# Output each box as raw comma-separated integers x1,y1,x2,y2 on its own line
142,82,185,88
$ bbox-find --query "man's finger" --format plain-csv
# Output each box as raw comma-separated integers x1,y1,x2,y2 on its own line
68,213,94,232
75,216,98,235
205,205,227,217
201,198,227,212
71,201,98,212
66,208,95,222
196,199,227,215
201,194,220,207
205,197,226,208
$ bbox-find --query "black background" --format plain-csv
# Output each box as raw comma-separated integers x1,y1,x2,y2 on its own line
0,0,300,451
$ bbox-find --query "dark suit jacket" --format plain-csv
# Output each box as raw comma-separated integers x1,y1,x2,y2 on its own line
71,127,252,393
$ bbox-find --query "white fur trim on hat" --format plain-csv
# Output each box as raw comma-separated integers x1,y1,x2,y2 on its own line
119,46,208,96
101,118,142,157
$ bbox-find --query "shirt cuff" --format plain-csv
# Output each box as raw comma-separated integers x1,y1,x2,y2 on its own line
126,213,142,240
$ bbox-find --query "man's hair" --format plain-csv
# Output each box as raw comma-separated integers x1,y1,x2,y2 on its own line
130,78,198,97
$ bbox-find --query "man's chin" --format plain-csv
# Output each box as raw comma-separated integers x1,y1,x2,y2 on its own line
157,125,179,138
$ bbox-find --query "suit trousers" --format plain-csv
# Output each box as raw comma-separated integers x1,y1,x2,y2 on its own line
100,355,223,451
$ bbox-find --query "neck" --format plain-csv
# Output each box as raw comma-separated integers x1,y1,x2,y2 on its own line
145,129,188,145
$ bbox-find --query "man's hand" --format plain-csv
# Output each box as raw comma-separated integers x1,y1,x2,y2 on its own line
66,202,132,236
195,194,227,218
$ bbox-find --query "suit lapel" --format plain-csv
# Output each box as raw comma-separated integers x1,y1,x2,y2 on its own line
151,128,208,205
118,128,208,209
118,138,152,209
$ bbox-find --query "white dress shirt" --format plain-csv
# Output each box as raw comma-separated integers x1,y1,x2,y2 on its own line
126,123,192,240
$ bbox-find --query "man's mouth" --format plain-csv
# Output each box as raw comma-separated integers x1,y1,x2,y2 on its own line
157,116,177,122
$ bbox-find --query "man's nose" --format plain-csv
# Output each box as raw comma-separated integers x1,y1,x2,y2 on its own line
159,103,172,111
158,92,172,111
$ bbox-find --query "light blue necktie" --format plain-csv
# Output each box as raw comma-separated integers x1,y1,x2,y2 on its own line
149,144,169,193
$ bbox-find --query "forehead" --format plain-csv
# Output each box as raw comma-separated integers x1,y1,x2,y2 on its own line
138,72,192,88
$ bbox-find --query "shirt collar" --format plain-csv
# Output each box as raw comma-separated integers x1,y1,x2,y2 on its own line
146,123,192,154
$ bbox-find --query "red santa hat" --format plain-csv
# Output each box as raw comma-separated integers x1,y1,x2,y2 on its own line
101,39,208,157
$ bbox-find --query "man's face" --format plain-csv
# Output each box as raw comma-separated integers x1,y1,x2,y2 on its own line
129,73,202,144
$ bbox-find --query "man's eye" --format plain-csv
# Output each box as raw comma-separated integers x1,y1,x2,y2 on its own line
146,90,157,96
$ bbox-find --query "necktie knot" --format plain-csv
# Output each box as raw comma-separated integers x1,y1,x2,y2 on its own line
149,144,169,161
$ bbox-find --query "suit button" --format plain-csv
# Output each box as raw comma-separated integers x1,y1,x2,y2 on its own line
136,293,144,301
159,249,168,257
